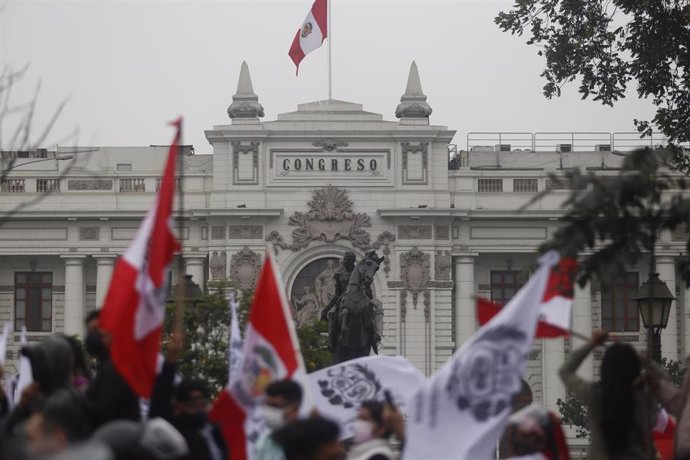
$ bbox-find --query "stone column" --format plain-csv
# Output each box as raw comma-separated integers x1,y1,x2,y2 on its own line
94,255,116,309
657,256,678,361
454,255,476,348
185,255,207,290
543,338,565,413
684,285,690,358
571,283,594,380
62,256,86,337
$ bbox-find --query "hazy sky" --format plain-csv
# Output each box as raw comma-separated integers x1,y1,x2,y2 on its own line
2,0,656,153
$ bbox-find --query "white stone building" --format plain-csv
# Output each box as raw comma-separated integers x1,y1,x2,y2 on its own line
1,61,688,452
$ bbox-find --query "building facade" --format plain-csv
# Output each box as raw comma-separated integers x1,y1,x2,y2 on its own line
1,61,689,450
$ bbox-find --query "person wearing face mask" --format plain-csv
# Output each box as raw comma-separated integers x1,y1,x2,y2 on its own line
149,332,226,460
255,379,303,460
347,400,403,460
84,310,141,428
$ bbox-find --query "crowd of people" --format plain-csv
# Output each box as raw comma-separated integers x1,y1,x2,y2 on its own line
1,313,690,460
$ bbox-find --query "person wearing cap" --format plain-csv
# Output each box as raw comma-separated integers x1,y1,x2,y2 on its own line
149,333,226,460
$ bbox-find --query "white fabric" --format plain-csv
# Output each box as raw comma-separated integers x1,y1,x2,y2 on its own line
654,407,670,432
539,295,571,331
228,290,242,386
403,251,559,460
298,10,325,55
14,327,33,404
347,438,394,460
309,355,426,440
0,322,9,365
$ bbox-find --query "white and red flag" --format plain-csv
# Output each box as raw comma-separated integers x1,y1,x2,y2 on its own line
404,251,561,460
477,258,577,338
209,252,310,460
288,0,328,75
100,119,182,398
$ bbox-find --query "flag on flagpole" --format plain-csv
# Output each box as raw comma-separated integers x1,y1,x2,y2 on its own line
477,258,577,338
288,0,328,75
99,119,182,398
209,252,311,460
227,290,243,386
404,251,561,460
14,326,33,405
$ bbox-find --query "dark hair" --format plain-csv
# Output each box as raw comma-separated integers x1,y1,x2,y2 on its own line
85,310,100,325
272,417,340,460
600,343,641,456
175,379,210,403
266,380,303,406
65,335,91,380
360,400,391,438
40,388,91,442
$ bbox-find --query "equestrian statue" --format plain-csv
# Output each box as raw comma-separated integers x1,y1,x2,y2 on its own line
323,251,384,364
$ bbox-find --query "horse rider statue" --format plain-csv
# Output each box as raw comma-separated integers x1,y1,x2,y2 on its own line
327,250,384,364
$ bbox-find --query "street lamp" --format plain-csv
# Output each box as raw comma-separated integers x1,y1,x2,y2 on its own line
0,154,74,175
633,272,675,363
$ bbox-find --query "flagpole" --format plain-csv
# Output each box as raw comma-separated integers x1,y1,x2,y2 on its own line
174,121,186,339
327,0,332,100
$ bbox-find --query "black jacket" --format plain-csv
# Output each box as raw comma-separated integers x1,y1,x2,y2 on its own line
85,355,141,428
149,361,227,460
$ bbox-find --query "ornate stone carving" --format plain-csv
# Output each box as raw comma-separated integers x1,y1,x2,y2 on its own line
267,185,371,253
395,61,433,119
398,225,432,239
209,251,227,280
231,141,260,185
368,231,396,277
435,225,450,240
67,179,113,191
211,226,226,240
228,225,263,239
400,290,408,321
400,247,431,307
79,227,99,241
312,139,348,152
229,247,261,290
435,250,451,280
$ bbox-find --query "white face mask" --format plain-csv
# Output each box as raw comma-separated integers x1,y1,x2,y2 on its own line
263,405,286,431
352,419,376,444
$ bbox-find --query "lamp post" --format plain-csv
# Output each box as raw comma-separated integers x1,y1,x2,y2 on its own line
633,272,674,363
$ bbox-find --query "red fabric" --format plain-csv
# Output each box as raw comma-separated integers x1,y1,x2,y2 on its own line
654,416,676,460
477,297,570,339
209,253,303,460
100,120,182,398
288,31,306,75
209,389,247,460
248,254,299,374
288,0,328,74
542,258,577,302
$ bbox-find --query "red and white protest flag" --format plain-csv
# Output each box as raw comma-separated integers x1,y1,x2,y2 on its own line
404,251,561,460
209,252,311,460
477,258,577,338
100,119,182,398
288,0,328,75
653,408,676,460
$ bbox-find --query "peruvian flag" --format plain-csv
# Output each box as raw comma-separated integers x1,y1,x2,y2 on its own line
653,408,676,460
477,258,577,338
288,0,327,75
99,119,182,398
209,252,311,460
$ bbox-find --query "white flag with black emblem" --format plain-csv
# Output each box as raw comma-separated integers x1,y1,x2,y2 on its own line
309,355,426,439
403,251,560,460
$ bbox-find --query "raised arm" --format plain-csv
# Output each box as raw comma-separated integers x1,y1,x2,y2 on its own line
559,330,607,400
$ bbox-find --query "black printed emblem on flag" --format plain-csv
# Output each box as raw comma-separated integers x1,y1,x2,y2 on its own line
318,364,381,409
445,326,527,422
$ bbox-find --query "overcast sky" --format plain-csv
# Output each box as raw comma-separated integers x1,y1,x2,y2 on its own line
2,0,656,153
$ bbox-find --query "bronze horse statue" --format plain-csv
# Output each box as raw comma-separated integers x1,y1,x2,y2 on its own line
329,252,384,363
